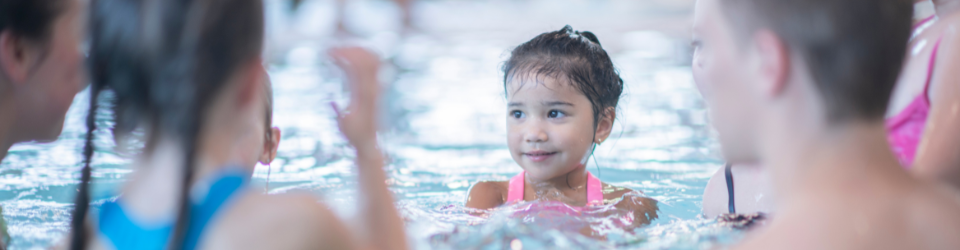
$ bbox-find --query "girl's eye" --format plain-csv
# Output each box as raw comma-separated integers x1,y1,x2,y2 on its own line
511,110,524,119
547,110,565,118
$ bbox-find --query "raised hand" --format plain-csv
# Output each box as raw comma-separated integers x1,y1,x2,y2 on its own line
329,47,382,153
329,47,408,250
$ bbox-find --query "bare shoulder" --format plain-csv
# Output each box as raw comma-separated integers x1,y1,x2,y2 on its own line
600,182,655,205
601,182,635,200
702,165,729,218
465,180,508,209
202,192,357,250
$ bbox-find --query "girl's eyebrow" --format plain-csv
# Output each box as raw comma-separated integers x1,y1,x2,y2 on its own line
508,101,573,107
544,101,574,106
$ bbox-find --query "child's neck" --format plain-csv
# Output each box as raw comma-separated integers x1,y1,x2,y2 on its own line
526,165,590,195
119,134,238,220
121,138,187,221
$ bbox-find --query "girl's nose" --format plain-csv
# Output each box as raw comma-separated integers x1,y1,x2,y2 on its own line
523,125,548,143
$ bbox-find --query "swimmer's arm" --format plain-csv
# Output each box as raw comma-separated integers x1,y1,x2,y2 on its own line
330,47,408,250
702,165,730,218
355,149,408,250
916,30,960,189
465,181,505,210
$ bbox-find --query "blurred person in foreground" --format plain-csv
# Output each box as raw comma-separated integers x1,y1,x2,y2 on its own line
691,0,960,248
56,0,407,249
0,0,88,248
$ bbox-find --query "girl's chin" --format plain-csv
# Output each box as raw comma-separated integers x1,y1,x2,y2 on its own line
520,165,576,181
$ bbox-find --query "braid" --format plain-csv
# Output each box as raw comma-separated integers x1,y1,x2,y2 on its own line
69,85,102,250
168,120,199,250
86,0,265,248
166,1,212,247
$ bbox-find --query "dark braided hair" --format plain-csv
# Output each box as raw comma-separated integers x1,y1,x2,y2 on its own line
69,83,100,250
502,25,624,127
74,0,264,249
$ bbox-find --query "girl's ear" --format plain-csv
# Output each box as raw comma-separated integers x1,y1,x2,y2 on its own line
594,107,616,144
259,127,281,164
752,30,790,99
0,31,40,84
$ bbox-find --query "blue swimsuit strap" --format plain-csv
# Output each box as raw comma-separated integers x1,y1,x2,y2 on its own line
99,171,247,250
183,172,245,250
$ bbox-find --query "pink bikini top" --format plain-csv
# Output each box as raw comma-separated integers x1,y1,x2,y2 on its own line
886,16,942,168
507,171,604,208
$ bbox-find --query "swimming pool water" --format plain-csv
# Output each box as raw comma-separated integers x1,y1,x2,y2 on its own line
0,0,744,249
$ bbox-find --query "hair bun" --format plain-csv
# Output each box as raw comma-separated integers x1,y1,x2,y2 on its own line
502,25,623,128
560,25,601,46
579,31,601,46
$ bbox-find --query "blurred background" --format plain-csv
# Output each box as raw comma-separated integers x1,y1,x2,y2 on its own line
0,0,747,249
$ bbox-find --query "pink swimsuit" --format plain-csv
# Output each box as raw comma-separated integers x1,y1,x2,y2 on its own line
507,171,604,208
886,16,942,168
505,171,635,226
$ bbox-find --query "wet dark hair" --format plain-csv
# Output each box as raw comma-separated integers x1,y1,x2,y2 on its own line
71,0,264,249
0,0,66,42
502,25,624,127
719,0,913,123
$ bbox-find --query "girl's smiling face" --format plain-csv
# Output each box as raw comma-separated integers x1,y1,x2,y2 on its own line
506,75,603,181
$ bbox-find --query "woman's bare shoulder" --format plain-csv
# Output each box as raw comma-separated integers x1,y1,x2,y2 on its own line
203,192,357,250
